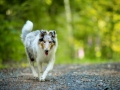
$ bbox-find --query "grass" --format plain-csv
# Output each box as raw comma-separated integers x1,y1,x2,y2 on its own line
55,57,120,64
0,58,120,69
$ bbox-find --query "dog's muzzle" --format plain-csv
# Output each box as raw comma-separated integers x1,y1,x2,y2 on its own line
45,50,48,56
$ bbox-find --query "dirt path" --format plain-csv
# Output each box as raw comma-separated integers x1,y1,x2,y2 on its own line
0,63,120,90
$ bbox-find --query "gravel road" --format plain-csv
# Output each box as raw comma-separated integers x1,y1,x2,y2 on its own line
0,63,120,90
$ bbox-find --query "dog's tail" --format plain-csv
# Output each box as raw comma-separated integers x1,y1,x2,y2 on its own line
21,20,33,42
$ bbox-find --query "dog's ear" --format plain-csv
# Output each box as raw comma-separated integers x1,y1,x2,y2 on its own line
40,30,46,37
49,30,56,38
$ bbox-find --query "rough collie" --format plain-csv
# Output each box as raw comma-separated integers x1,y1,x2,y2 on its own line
21,20,58,81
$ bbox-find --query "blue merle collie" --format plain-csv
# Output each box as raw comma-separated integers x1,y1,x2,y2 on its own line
21,20,58,81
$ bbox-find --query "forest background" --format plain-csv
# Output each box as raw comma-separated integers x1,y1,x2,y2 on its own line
0,0,120,68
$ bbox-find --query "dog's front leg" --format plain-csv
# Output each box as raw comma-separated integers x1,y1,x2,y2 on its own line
40,57,55,81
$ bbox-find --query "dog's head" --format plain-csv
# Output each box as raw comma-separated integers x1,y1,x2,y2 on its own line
39,30,57,55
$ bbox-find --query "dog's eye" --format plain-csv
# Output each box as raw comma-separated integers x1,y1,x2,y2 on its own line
44,41,46,43
49,41,52,43
53,40,56,44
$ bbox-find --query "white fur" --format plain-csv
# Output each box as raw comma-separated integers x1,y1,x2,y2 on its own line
21,20,33,43
21,20,58,81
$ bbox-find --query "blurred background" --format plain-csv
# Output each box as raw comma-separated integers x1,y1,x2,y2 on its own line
0,0,120,68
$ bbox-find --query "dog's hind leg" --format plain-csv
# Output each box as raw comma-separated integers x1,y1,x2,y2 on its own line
26,49,38,77
36,60,43,81
29,60,38,77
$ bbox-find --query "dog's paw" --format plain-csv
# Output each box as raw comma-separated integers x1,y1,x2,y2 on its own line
39,76,45,81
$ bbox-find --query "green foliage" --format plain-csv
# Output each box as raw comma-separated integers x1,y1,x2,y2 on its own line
0,0,120,68
0,20,24,62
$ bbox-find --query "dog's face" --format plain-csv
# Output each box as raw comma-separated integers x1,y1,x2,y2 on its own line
39,30,56,55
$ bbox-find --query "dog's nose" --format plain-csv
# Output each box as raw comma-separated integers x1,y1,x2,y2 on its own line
45,50,48,53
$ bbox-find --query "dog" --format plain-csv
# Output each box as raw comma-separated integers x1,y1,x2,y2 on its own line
21,20,58,81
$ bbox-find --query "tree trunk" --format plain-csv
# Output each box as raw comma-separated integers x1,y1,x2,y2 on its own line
64,0,73,41
64,0,75,58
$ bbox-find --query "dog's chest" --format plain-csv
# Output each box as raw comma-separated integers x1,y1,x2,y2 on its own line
37,52,53,63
